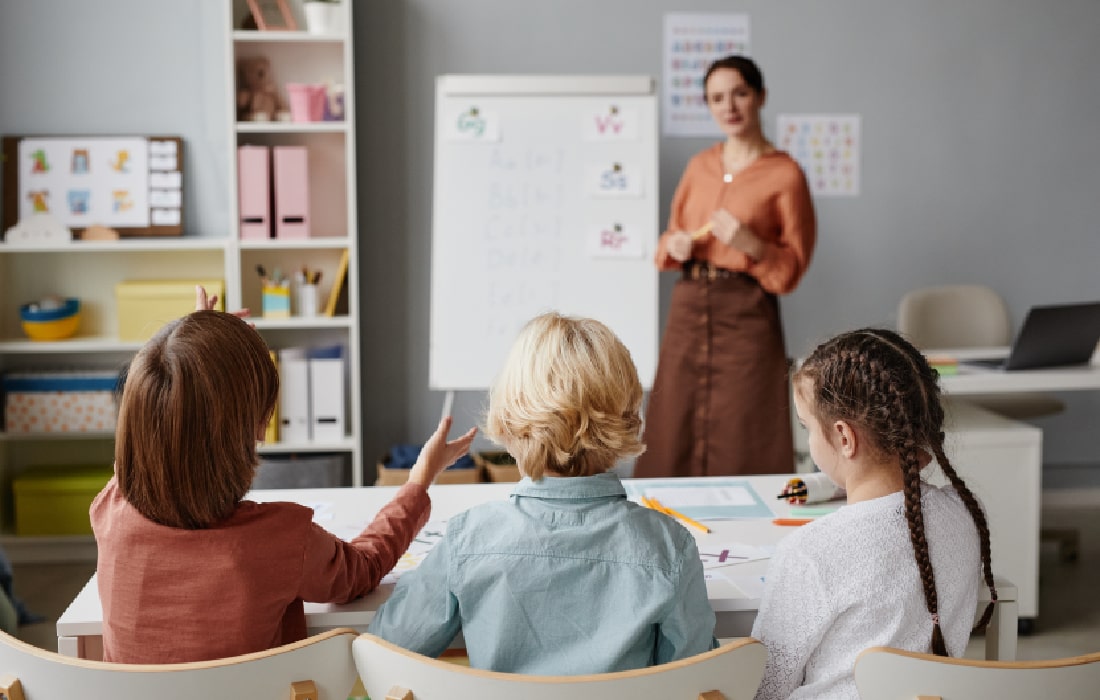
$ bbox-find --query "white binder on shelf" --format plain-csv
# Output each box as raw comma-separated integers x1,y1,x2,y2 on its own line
278,349,311,443
309,357,345,441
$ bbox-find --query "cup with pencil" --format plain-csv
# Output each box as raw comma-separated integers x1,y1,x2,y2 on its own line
295,266,322,317
258,264,291,319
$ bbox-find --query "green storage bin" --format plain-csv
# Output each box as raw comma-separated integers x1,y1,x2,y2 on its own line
12,465,113,536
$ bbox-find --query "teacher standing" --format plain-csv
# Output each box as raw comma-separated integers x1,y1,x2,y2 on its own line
635,55,816,478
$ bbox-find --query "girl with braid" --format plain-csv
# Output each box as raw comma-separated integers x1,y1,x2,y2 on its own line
751,328,997,700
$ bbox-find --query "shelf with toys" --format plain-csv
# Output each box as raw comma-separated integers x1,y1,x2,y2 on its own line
225,0,362,486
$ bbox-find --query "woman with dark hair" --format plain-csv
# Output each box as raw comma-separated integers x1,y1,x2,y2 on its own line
635,54,816,478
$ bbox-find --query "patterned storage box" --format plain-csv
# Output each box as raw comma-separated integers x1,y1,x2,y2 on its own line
2,371,118,433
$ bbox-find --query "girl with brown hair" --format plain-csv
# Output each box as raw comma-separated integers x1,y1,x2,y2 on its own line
92,303,476,663
751,328,996,700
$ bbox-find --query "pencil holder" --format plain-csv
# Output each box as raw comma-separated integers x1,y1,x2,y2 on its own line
296,283,319,317
262,284,291,319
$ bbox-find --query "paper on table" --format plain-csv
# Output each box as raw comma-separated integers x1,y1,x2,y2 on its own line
727,574,767,599
645,485,756,508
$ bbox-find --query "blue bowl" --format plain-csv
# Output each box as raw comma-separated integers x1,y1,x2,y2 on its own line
19,298,81,341
20,297,80,323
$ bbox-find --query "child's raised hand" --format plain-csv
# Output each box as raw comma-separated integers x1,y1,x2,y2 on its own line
407,416,478,487
194,285,253,321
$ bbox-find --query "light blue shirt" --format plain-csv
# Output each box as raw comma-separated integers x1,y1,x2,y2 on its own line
368,472,717,674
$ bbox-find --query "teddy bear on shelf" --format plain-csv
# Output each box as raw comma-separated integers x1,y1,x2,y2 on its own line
236,55,285,122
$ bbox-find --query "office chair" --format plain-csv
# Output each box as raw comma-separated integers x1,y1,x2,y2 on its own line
0,627,359,700
896,284,1065,420
897,284,1077,564
854,645,1100,700
353,632,767,700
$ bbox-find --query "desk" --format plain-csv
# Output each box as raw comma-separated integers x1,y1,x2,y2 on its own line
935,346,1100,395
932,346,1100,622
57,475,1016,661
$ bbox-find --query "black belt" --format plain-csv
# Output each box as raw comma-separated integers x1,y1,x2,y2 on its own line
681,261,747,281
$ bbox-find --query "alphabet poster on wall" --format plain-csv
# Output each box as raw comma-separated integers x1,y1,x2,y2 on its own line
662,12,750,137
776,114,862,197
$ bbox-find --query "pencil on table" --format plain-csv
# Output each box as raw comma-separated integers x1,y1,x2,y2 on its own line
646,496,711,534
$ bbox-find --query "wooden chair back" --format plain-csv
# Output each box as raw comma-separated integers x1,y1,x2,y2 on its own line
0,627,358,700
353,633,766,700
854,646,1100,700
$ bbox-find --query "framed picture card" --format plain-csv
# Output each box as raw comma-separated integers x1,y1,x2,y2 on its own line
246,0,298,31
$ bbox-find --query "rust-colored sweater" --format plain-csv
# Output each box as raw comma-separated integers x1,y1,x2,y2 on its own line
654,145,816,295
90,477,429,663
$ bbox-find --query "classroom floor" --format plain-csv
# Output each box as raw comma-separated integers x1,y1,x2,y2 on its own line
10,505,1100,661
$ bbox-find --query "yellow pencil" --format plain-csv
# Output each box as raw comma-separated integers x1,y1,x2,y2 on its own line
645,496,711,534
690,221,714,240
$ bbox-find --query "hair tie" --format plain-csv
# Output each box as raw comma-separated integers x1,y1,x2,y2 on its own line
931,613,940,626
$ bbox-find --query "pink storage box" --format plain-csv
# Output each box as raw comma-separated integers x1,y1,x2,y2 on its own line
237,145,271,240
274,146,310,239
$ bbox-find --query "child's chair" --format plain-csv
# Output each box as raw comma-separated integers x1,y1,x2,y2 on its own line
0,627,358,700
854,645,1100,700
352,633,766,700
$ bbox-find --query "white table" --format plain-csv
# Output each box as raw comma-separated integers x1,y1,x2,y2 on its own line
57,475,1016,660
932,346,1100,624
934,346,1100,395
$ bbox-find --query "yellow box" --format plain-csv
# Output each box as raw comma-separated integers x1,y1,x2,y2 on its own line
115,279,225,342
13,465,114,536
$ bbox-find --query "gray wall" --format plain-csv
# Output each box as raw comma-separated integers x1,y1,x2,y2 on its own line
3,0,1099,476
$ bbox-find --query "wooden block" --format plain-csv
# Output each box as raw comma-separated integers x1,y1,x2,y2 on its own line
385,685,414,700
698,692,726,700
289,679,318,700
0,676,26,700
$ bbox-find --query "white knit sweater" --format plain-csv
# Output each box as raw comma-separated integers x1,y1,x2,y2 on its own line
752,483,983,700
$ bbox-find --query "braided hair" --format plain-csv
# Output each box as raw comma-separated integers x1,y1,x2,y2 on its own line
794,328,997,656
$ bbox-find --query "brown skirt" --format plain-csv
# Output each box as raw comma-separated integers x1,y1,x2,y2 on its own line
634,272,794,477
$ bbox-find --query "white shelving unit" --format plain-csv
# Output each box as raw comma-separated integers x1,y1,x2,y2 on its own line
0,0,362,561
0,241,227,561
224,0,362,485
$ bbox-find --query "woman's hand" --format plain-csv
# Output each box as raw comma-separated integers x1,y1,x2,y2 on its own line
407,416,479,487
666,230,694,262
711,209,764,261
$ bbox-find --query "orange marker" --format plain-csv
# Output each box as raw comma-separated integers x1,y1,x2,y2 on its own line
772,518,814,527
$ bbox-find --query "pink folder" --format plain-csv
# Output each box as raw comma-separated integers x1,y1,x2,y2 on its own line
273,146,310,239
237,145,270,239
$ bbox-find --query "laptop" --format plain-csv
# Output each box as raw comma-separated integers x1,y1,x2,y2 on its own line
962,301,1100,371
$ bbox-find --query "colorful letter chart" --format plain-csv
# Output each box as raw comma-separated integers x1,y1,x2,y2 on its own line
662,13,751,137
777,114,862,197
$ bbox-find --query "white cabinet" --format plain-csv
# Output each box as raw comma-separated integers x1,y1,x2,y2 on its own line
224,0,362,484
934,398,1042,620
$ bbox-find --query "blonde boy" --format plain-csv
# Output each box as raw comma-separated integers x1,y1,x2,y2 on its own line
369,312,717,673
